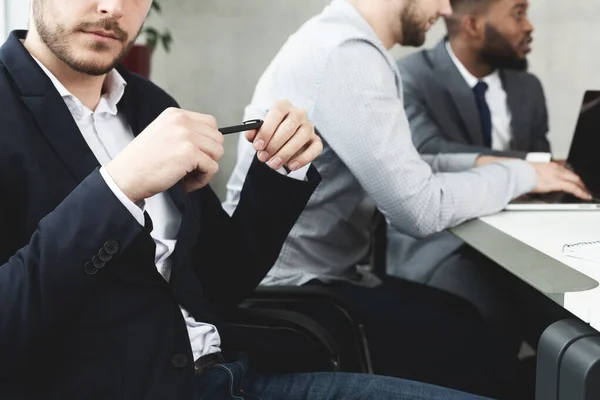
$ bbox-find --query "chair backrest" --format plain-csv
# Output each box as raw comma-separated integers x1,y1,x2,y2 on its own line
228,307,342,374
243,286,373,374
369,209,388,277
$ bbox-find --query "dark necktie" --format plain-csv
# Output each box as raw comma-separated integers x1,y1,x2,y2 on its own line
473,81,492,148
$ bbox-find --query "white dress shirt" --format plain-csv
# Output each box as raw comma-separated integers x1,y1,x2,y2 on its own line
32,57,221,362
446,42,551,163
223,0,537,287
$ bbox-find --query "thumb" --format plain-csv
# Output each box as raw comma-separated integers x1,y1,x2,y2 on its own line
183,172,208,193
245,129,259,143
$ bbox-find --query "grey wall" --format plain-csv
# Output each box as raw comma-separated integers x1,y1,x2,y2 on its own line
149,0,331,198
525,0,600,158
0,1,6,43
151,0,600,200
5,0,28,33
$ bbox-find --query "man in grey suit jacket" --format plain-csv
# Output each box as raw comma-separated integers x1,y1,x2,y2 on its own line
388,0,550,380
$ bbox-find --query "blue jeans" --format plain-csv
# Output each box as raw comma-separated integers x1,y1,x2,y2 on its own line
193,356,492,400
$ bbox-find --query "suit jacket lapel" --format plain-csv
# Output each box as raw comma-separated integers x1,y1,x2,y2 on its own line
2,31,199,288
432,39,485,146
0,32,191,215
0,31,100,183
502,70,528,150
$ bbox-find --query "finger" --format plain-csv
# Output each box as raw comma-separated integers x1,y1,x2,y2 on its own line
252,101,293,152
180,122,223,146
245,129,259,143
259,114,304,163
287,138,323,171
169,109,224,144
178,109,219,129
555,181,592,200
554,169,589,196
183,151,220,193
182,128,224,161
287,143,310,166
557,168,587,189
195,135,225,162
194,124,224,146
265,123,312,169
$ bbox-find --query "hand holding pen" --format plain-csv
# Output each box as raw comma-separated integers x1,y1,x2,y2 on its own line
219,100,322,172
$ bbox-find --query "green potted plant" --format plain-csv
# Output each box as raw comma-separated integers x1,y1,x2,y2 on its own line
121,1,173,78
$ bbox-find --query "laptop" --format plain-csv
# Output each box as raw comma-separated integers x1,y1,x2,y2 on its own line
506,90,600,211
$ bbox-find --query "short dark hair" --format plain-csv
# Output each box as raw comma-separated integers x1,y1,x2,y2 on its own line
445,0,500,38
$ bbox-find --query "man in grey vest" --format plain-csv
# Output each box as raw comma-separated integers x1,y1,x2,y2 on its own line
388,0,549,378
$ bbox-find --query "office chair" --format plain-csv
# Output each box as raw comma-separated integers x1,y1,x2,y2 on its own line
227,307,342,374
239,211,388,374
241,285,372,373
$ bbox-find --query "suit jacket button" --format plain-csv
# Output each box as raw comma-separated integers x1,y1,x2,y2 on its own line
92,255,106,269
98,248,112,262
104,240,120,255
172,354,188,369
84,262,98,276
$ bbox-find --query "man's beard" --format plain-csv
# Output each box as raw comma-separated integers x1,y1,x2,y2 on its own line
33,1,137,76
400,0,427,47
480,24,529,71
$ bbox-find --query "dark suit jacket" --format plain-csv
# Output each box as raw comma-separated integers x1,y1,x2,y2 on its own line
0,31,320,399
397,39,551,157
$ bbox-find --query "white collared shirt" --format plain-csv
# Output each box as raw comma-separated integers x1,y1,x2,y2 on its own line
32,57,222,362
445,41,513,152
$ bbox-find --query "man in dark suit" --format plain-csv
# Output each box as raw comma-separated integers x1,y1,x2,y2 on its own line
0,0,490,399
387,1,549,397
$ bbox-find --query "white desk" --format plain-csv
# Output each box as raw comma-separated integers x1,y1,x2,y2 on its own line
451,211,600,331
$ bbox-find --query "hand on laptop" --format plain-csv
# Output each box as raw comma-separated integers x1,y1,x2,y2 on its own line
529,162,592,200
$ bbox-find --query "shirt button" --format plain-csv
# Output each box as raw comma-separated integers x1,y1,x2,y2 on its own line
104,240,120,255
84,262,98,276
172,354,188,369
92,255,106,269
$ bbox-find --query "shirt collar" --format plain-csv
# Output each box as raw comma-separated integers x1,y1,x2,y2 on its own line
31,54,127,118
333,0,388,49
445,40,499,89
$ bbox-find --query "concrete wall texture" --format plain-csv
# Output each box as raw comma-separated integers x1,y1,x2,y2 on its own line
6,1,600,198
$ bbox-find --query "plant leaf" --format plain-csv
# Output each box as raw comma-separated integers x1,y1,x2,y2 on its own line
151,1,162,13
144,27,159,52
161,31,173,52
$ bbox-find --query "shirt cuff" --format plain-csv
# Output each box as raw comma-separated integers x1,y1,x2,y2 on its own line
275,163,311,181
99,167,145,226
526,152,552,163
502,159,538,194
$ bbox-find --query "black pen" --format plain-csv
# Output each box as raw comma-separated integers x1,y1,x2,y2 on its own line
218,118,293,173
218,119,264,135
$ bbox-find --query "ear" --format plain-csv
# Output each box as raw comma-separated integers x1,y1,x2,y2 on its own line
462,14,485,40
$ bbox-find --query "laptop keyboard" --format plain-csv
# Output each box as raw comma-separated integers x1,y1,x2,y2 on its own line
531,192,600,204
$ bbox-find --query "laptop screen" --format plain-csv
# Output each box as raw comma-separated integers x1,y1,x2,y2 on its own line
566,91,600,196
